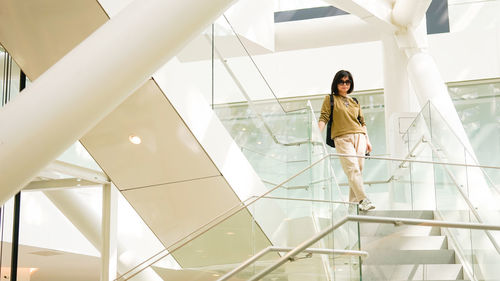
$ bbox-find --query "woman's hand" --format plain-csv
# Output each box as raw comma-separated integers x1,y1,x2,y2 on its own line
366,140,372,153
318,121,326,132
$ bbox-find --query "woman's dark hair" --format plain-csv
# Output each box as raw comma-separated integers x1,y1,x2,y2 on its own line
331,70,354,95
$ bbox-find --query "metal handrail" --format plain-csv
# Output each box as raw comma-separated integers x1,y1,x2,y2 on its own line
252,195,358,205
248,214,500,281
217,246,368,281
330,153,500,170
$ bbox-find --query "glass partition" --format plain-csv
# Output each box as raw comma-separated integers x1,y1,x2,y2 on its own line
119,187,359,281
398,101,500,280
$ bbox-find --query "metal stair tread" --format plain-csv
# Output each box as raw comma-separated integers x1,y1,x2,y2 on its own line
362,263,464,280
361,235,447,250
363,249,455,265
361,210,435,219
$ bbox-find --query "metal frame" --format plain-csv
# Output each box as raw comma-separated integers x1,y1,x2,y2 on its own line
330,153,500,170
247,215,500,281
217,246,369,281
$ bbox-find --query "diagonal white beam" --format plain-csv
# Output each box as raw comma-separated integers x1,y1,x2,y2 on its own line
0,0,237,205
392,0,432,27
322,0,397,32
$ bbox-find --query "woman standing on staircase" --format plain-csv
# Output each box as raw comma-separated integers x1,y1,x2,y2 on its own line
318,70,375,211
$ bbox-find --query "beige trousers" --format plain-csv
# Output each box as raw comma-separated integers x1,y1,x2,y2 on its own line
334,133,367,203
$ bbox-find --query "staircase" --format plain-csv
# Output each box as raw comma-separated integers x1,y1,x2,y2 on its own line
360,210,469,281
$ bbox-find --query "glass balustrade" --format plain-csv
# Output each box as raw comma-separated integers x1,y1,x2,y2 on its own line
327,153,500,281
117,179,359,281
399,101,500,280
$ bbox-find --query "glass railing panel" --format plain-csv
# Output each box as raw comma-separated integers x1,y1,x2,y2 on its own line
423,103,500,251
123,192,356,281
125,202,268,281
211,18,295,132
330,155,415,210
470,214,500,281
247,197,360,281
425,105,471,198
464,149,500,225
433,160,474,268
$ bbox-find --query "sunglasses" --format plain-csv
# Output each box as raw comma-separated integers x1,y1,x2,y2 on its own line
338,80,352,85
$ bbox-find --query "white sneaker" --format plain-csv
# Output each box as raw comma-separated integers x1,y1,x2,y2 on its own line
359,198,375,212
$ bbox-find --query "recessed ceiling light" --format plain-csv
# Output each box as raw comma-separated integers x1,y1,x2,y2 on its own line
226,231,235,235
242,128,246,131
212,274,220,277
257,141,262,145
129,135,142,144
30,268,39,274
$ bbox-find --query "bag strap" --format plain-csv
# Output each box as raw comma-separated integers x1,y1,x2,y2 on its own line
352,97,363,124
329,94,334,123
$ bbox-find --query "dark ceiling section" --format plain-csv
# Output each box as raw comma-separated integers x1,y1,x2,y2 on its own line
426,0,450,34
274,6,347,22
275,0,450,34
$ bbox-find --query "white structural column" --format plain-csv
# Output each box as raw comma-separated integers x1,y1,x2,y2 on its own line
390,0,495,208
381,34,419,158
101,183,118,281
0,0,237,205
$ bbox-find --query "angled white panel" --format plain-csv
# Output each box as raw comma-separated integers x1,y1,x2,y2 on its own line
81,80,220,190
121,176,241,247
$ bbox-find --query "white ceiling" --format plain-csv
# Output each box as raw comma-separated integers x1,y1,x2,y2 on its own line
1,242,99,281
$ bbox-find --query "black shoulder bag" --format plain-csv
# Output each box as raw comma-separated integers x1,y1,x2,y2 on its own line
325,95,360,148
326,94,335,148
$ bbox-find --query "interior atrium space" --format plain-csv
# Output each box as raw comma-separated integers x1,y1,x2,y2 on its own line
0,0,499,280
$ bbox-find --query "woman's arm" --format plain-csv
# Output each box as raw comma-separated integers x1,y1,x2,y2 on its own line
318,96,331,132
363,125,372,153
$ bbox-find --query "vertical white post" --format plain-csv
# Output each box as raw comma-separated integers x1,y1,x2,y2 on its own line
101,183,118,281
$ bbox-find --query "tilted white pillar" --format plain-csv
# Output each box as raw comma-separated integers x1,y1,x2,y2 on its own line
44,188,164,280
44,189,102,249
0,0,237,205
